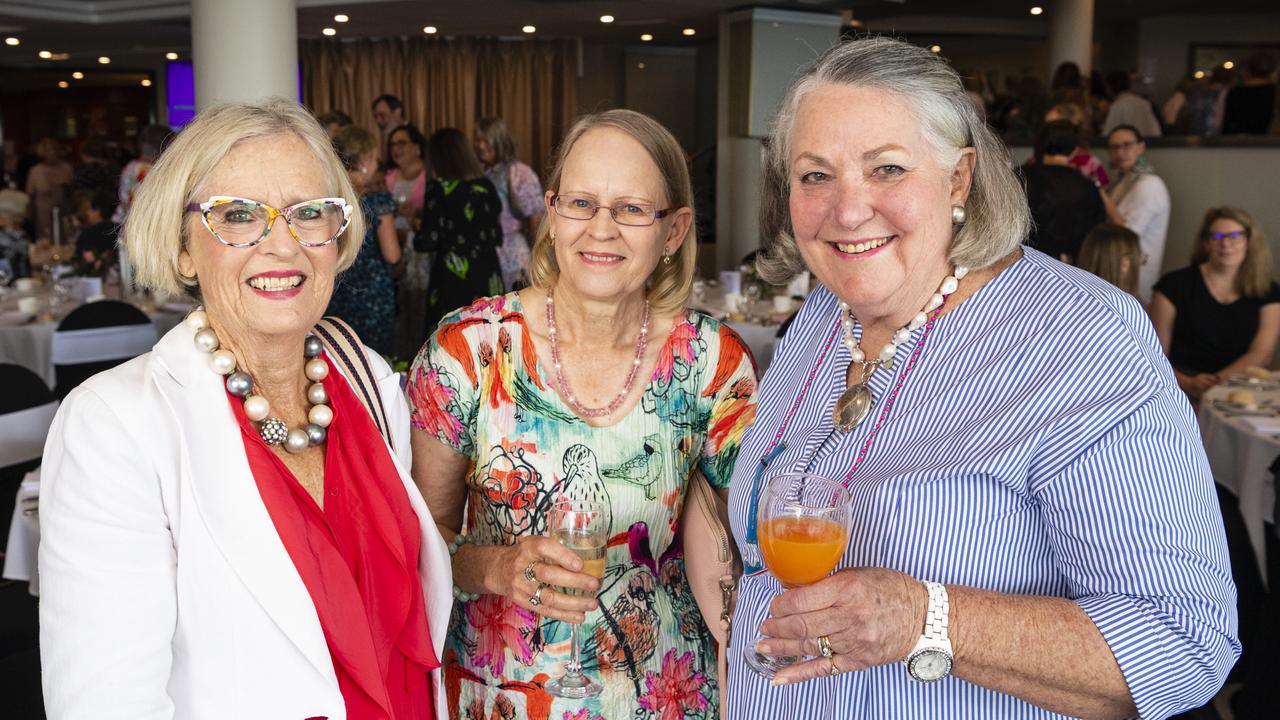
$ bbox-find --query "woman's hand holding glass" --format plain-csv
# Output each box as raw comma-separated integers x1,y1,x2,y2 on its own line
490,534,600,624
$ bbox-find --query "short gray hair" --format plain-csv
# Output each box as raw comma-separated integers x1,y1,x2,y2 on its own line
124,98,364,297
758,36,1029,284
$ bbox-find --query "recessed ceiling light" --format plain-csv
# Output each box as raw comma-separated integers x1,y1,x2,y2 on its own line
930,45,941,53
1030,6,1043,16
71,71,84,79
334,14,349,23
423,26,437,34
165,52,179,60
682,28,695,36
141,78,152,87
640,33,653,42
1224,60,1235,69
322,28,336,36
4,37,19,46
600,15,614,24
98,56,111,64
850,19,863,28
522,25,536,34
1194,70,1206,79
57,80,68,88
638,62,646,69
38,50,52,59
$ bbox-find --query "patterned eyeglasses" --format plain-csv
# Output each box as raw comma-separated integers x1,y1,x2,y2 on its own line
550,193,674,227
185,196,352,248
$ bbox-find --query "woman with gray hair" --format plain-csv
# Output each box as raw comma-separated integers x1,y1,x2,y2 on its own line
39,99,450,719
727,37,1238,719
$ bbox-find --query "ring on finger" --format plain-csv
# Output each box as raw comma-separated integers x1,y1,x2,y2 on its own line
530,582,548,607
829,659,840,677
523,562,538,583
817,634,834,659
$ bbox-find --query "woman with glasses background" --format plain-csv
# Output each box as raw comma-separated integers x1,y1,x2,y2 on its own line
405,108,757,719
39,99,451,720
1150,206,1280,405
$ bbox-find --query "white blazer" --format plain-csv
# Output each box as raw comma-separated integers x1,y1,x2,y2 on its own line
39,322,452,720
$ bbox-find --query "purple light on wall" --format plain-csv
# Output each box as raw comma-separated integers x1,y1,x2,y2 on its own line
165,61,303,129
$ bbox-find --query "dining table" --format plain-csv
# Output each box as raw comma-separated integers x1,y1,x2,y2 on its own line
0,283,190,388
1198,382,1280,585
692,287,795,376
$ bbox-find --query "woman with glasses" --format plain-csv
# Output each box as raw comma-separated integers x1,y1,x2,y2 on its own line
415,127,505,338
1151,206,1280,403
39,99,450,720
405,109,757,719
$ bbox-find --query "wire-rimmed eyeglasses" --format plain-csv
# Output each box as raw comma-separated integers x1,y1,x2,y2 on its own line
550,193,674,227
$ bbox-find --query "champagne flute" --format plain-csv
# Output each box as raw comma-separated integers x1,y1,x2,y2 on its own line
545,497,608,699
745,472,852,678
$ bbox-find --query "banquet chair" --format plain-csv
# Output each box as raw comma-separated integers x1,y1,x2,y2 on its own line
51,299,156,399
0,364,55,555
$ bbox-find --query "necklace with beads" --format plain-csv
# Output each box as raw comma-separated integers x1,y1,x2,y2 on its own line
545,286,651,418
832,266,967,432
186,308,334,453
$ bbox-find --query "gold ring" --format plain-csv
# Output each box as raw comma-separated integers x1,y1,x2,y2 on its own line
817,634,834,658
523,562,538,583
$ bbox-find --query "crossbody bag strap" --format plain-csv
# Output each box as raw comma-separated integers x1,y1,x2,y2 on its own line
314,317,393,449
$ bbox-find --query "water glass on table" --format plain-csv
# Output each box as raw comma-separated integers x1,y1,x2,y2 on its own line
746,472,853,678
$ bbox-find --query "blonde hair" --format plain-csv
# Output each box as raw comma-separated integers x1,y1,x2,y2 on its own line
1190,206,1273,299
757,36,1030,284
528,109,696,315
124,98,364,298
1078,223,1141,296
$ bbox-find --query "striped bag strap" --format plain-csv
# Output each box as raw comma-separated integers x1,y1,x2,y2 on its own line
313,317,393,450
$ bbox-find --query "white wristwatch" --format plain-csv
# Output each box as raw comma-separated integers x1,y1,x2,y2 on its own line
905,581,953,682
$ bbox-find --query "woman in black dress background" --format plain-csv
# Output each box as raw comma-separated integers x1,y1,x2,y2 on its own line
416,128,504,339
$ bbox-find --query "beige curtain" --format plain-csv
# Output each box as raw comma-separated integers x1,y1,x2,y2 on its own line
301,37,577,176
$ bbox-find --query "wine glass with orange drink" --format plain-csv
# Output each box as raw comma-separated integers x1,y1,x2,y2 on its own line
545,498,608,698
745,472,853,678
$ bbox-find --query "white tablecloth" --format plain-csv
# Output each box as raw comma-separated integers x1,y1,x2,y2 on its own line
693,291,792,375
3,469,40,596
1198,384,1279,582
0,293,185,387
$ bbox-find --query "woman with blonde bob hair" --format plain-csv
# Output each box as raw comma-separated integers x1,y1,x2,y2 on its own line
729,36,1237,720
406,108,757,718
39,98,451,720
1151,205,1280,403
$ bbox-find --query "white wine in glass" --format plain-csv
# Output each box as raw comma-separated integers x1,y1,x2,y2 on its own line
545,498,608,699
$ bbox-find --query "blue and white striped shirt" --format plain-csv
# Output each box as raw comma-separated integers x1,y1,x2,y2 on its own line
726,248,1240,720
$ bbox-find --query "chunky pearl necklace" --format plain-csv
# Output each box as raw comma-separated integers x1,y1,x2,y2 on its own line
833,265,968,432
186,309,334,453
546,286,650,418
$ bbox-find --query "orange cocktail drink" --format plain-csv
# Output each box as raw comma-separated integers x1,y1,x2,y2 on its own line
758,516,849,587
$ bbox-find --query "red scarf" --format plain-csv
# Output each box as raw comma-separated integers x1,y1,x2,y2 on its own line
232,355,438,719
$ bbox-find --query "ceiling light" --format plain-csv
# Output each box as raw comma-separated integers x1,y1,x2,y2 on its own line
38,50,52,59
322,28,336,36
423,26,437,34
57,80,68,88
640,33,653,42
71,71,84,79
4,37,19,46
1030,6,1043,15
1224,60,1235,69
930,45,941,53
141,78,152,87
638,62,646,69
334,14,348,23
1194,70,1206,79
165,52,179,60
600,15,614,24
522,25,536,34
98,56,111,64
682,28,695,36
850,19,863,28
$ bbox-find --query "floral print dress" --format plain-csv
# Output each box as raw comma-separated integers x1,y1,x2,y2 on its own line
407,292,758,720
415,177,505,341
326,190,397,355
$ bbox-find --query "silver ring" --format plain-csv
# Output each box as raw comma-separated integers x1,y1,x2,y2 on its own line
817,634,834,659
530,582,547,607
829,659,840,677
523,562,538,583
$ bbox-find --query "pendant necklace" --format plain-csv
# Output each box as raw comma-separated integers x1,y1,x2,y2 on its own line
832,265,967,432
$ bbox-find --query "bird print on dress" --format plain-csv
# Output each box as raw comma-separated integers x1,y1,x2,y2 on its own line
583,569,659,693
602,433,666,500
559,444,613,538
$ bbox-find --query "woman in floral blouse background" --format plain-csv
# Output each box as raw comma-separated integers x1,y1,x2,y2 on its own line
407,109,757,720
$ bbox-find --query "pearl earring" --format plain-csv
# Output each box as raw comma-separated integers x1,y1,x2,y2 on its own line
951,205,967,224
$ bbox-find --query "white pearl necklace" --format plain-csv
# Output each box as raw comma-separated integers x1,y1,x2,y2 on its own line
186,309,334,454
832,266,968,432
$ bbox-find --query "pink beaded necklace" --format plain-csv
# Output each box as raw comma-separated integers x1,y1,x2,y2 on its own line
546,286,651,418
